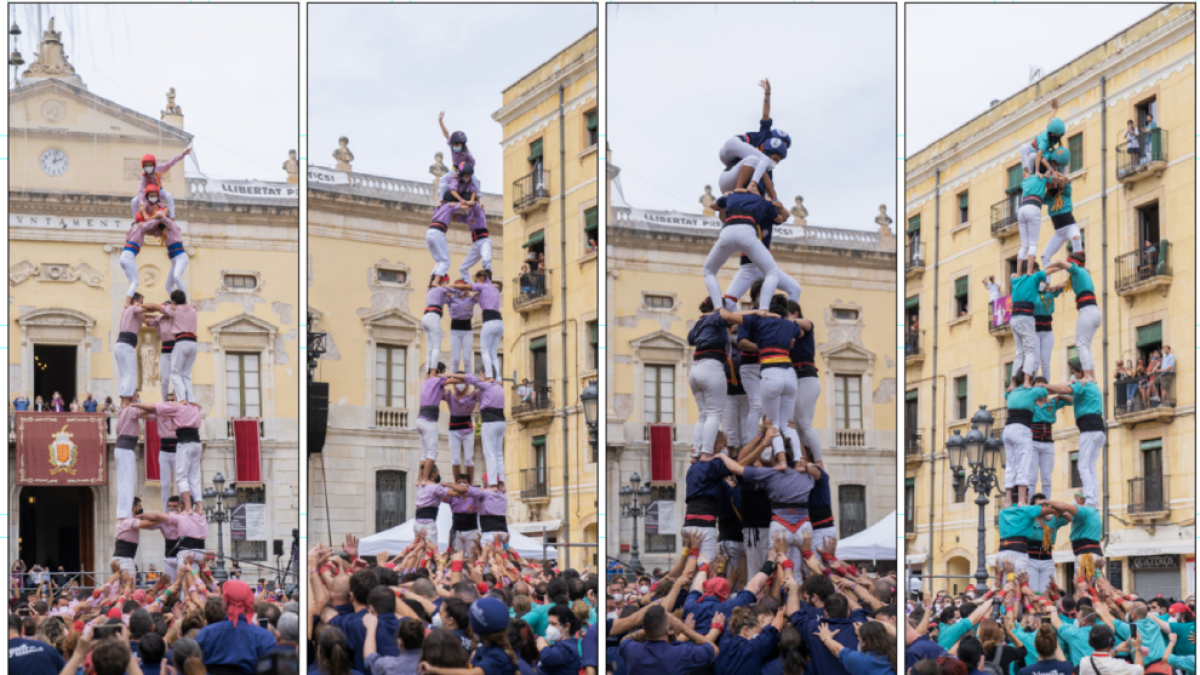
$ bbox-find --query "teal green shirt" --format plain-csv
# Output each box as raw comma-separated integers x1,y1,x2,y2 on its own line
522,603,552,637
1007,386,1049,412
1058,622,1094,662
937,618,975,650
1034,286,1062,317
1070,381,1103,418
999,505,1044,539
1011,626,1040,668
1114,617,1168,663
1070,505,1102,542
1021,174,1050,203
1012,271,1047,304
1066,262,1095,295
1034,398,1070,424
1171,655,1196,674
1172,623,1196,656
1048,182,1073,217
1025,514,1067,546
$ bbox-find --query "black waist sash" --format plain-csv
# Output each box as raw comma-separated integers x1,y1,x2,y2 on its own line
179,536,205,551
718,514,744,542
419,405,441,421
1076,290,1097,309
176,428,200,443
1072,538,1102,557
174,333,197,343
1028,546,1054,561
118,331,138,347
1031,422,1053,443
472,228,489,242
693,348,726,363
809,505,835,530
450,318,473,331
424,306,444,317
480,407,505,423
415,506,439,521
999,537,1029,554
116,435,139,450
449,415,472,431
740,489,773,529
480,515,508,533
163,539,180,557
685,496,719,528
1011,302,1035,317
161,339,176,354
1007,409,1034,428
113,539,138,558
160,437,178,453
1076,414,1106,433
1051,212,1076,229
1034,315,1053,333
451,512,479,532
482,309,502,322
739,351,759,366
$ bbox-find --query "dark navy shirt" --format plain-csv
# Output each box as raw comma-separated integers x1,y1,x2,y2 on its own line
685,458,732,503
790,611,869,675
740,118,776,148
195,620,278,675
581,623,598,668
715,626,781,675
618,639,716,675
688,312,729,352
328,608,371,673
717,480,744,542
8,637,67,675
682,589,757,633
536,637,581,675
906,634,948,665
716,193,780,231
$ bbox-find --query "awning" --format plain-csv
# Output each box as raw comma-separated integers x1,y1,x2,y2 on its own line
509,519,562,534
522,230,545,248
1103,525,1195,559
906,554,927,565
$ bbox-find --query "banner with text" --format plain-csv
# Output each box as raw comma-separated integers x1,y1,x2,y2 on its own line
231,503,268,542
15,413,108,486
308,168,350,185
205,179,299,200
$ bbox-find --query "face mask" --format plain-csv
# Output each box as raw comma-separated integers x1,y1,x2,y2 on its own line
455,384,466,392
544,626,561,643
148,196,159,204
639,585,650,594
606,611,618,621
453,145,463,153
144,166,155,174
432,613,444,628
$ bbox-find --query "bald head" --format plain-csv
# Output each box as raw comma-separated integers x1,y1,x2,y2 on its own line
512,581,530,598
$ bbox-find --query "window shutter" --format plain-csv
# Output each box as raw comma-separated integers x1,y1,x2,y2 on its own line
1139,439,1163,451
586,111,598,131
522,230,545,249
1005,362,1013,383
528,139,544,162
530,336,548,351
905,295,920,309
1136,322,1162,347
906,478,915,488
956,377,967,398
532,435,546,447
907,215,921,234
959,194,969,210
905,389,918,402
1068,134,1083,172
955,277,969,298
584,207,599,233
1007,165,1024,193
589,322,598,345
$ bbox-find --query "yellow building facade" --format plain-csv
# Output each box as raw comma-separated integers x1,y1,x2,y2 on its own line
8,23,300,575
492,29,599,569
605,150,898,569
904,4,1195,597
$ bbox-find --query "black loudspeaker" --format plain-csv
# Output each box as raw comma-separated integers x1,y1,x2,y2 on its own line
308,382,329,454
274,540,284,556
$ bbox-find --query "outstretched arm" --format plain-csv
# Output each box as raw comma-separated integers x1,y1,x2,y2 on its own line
760,79,771,121
438,112,450,140
715,453,746,477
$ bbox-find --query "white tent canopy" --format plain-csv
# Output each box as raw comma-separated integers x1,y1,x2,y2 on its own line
836,511,897,563
358,503,549,560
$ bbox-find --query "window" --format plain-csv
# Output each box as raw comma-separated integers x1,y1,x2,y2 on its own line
839,485,867,538
905,297,919,351
958,192,969,225
533,436,547,489
905,479,915,533
375,346,406,409
587,321,599,371
232,486,266,561
1137,202,1161,249
522,229,546,257
1136,322,1162,366
834,375,862,430
954,276,969,317
473,352,504,381
530,337,549,387
528,138,544,178
1006,165,1023,194
907,215,921,236
225,353,261,418
1004,362,1013,387
1067,345,1080,370
644,365,675,423
953,470,967,503
645,294,674,310
376,268,407,286
224,274,257,291
583,206,598,247
1108,561,1124,590
1141,439,1164,507
833,308,859,321
585,109,598,147
954,376,968,420
904,391,918,431
375,471,407,532
1070,452,1082,489
1068,133,1084,173
1006,257,1019,293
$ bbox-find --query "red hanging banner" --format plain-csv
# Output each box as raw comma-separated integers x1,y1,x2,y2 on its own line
232,418,263,486
15,413,108,486
145,418,161,484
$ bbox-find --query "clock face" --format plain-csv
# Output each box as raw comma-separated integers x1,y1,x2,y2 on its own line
40,148,68,177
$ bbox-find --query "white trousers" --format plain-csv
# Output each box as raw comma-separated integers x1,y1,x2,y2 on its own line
1002,425,1033,489
1017,204,1043,260
793,377,823,461
479,320,504,381
480,531,505,550
162,557,179,583
459,238,493,282
718,137,773,189
1031,441,1055,497
1078,431,1104,509
769,520,814,582
1075,306,1102,372
116,447,137,519
1026,558,1055,594
994,550,1030,576
812,527,837,554
422,313,444,373
452,529,481,556
414,520,438,545
159,352,173,401
724,262,802,311
1010,316,1039,380
723,395,751,449
115,343,138,398
481,420,506,486
1040,224,1081,268
740,365,763,438
158,450,177,511
165,252,189,297
131,191,176,219
449,330,473,374
426,228,451,277
742,527,769,575
171,341,198,403
1036,331,1054,381
718,540,744,577
175,441,202,502
120,251,140,297
416,417,440,462
760,368,801,457
689,360,727,456
450,429,475,468
112,557,137,576
681,526,718,560
1020,144,1037,174
703,226,780,312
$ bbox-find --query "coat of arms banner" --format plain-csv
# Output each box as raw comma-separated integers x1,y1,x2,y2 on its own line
15,413,108,485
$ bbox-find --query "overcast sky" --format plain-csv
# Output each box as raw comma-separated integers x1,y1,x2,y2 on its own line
608,4,895,231
309,5,597,190
907,4,1167,152
9,4,298,182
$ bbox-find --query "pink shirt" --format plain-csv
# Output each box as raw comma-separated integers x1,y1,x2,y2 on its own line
119,305,145,334
115,517,141,544
155,402,201,429
116,406,142,437
159,303,197,336
151,517,179,539
169,512,207,540
159,217,183,246
152,413,176,439
148,315,174,343
137,153,185,200
126,221,158,247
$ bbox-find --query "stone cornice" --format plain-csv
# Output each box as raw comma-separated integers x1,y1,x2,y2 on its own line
492,47,597,128
607,226,897,270
10,78,194,144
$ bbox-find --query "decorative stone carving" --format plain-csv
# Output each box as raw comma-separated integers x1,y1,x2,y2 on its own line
9,261,104,288
875,204,893,232
23,18,77,79
333,137,354,172
165,87,183,115
791,196,808,225
41,99,65,124
139,265,162,292
430,152,449,181
699,186,717,216
139,341,160,392
218,269,265,294
283,150,299,184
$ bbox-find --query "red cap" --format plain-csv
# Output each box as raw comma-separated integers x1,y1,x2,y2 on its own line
476,583,490,596
141,154,157,166
965,585,976,591
73,620,85,632
1170,602,1189,614
701,577,731,602
106,608,122,619
384,563,396,570
145,183,160,194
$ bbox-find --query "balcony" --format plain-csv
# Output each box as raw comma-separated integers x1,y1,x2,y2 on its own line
513,273,552,313
512,380,554,423
1128,475,1169,522
513,170,550,215
1116,129,1168,184
1113,373,1175,427
905,430,923,465
905,239,925,277
520,467,549,504
834,429,865,448
905,331,924,366
990,196,1018,239
987,407,1007,440
1115,242,1172,300
375,408,409,429
987,301,1011,339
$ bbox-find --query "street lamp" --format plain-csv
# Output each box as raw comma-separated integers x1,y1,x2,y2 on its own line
581,380,598,462
946,420,1004,592
620,473,652,570
201,473,239,581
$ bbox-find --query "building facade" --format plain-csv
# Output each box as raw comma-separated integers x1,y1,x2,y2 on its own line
8,23,300,577
904,4,1195,598
492,29,599,569
605,149,898,570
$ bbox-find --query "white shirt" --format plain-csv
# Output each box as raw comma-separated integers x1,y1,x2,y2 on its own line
986,282,1002,302
1079,653,1144,675
1160,353,1175,371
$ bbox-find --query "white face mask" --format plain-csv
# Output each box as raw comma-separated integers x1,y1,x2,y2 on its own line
148,196,159,204
544,625,561,643
144,166,155,175
432,612,444,628
639,585,650,594
455,384,466,392
606,611,618,621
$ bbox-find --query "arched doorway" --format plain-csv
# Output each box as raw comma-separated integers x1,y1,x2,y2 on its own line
18,486,95,586
946,556,971,596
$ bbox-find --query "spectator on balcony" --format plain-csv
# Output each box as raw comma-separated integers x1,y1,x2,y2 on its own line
588,238,598,253
519,264,535,295
982,276,1001,318
33,395,45,412
12,393,29,411
906,317,919,356
1142,114,1157,165
1160,345,1175,381
50,392,65,413
1142,240,1158,270
69,397,80,413
1123,120,1141,166
1115,361,1130,411
83,393,98,413
518,379,533,405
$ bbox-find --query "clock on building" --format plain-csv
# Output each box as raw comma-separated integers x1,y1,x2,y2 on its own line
40,148,69,177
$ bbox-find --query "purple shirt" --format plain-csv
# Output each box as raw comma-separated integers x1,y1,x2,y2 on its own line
450,486,483,514
742,466,816,506
419,378,447,409
447,289,477,320
444,391,478,416
465,375,505,410
448,139,476,171
425,286,452,310
415,484,448,510
471,282,501,311
480,489,508,516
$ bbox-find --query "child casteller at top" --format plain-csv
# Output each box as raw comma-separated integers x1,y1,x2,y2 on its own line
438,112,482,194
717,78,791,201
131,147,192,221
